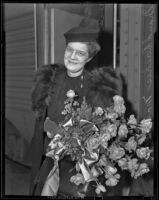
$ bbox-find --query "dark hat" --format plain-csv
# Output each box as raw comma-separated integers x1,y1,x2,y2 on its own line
64,18,100,43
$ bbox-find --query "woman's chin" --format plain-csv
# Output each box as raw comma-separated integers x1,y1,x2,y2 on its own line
65,65,79,72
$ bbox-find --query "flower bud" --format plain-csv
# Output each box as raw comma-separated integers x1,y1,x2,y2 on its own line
66,89,76,98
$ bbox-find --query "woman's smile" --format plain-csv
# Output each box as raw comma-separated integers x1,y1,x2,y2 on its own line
68,60,78,65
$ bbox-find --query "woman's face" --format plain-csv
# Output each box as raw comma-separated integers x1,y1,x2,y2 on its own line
64,42,91,75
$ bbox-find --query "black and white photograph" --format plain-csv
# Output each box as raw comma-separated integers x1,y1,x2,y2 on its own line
1,3,158,198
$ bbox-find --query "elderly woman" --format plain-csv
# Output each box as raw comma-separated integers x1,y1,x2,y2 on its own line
29,18,123,197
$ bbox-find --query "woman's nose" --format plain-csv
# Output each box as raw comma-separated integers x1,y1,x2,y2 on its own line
70,51,76,59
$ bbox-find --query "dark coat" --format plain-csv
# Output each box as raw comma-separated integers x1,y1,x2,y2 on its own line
29,64,153,197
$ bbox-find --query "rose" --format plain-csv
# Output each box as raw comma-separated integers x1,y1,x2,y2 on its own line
136,147,152,160
107,124,117,137
107,166,117,175
100,132,111,141
113,95,126,115
128,158,139,172
127,115,137,128
86,135,99,150
114,173,120,180
95,184,106,194
118,158,128,170
95,107,104,116
66,89,76,98
100,133,110,148
113,95,124,104
134,163,150,179
73,101,79,106
114,104,126,115
70,173,85,186
139,119,152,133
105,111,118,121
125,136,137,152
118,124,128,138
105,177,119,186
109,145,125,160
137,134,147,144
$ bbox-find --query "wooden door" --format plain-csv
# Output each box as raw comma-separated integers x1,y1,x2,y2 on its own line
119,4,157,120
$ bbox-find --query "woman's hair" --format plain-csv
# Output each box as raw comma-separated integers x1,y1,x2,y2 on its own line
84,41,101,58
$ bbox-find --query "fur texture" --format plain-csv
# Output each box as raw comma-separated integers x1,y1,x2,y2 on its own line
31,64,58,118
31,65,122,118
87,67,122,107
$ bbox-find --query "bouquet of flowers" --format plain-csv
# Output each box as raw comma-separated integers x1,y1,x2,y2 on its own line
44,89,153,196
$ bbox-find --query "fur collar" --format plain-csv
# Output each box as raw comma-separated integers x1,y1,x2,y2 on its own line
31,64,122,118
87,67,122,107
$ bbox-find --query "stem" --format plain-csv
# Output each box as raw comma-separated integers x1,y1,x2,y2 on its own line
101,166,107,174
95,179,100,185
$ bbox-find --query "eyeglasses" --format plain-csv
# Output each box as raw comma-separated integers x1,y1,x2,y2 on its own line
65,46,88,58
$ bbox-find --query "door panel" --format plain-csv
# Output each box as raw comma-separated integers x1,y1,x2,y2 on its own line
5,5,35,165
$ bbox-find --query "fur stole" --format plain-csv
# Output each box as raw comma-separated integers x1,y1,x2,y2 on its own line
87,67,122,108
31,64,63,118
31,64,122,118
